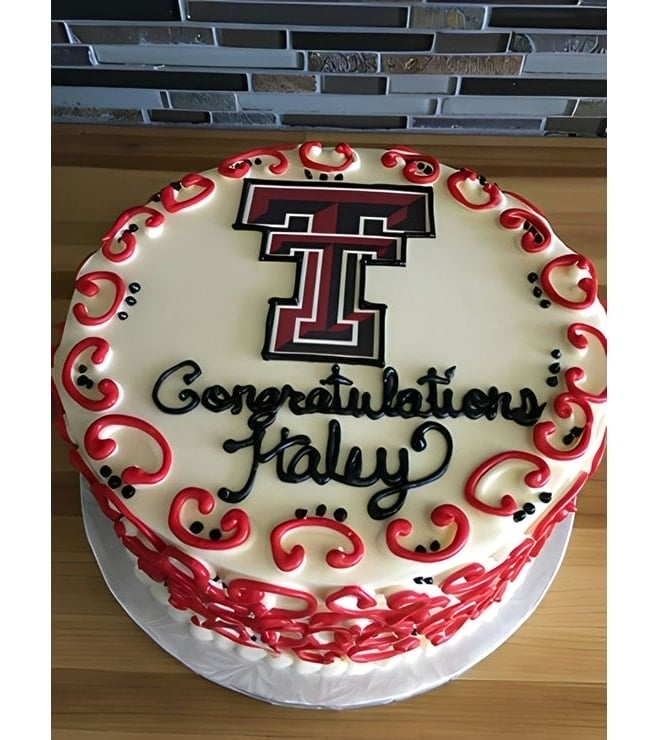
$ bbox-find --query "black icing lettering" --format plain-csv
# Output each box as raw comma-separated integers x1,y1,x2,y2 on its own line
152,360,202,414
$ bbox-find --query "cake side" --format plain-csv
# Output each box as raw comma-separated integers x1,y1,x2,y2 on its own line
51,142,607,671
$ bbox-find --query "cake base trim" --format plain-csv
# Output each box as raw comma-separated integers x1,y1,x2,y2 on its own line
81,477,573,709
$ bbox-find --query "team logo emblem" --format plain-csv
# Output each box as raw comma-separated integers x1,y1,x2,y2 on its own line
235,180,434,366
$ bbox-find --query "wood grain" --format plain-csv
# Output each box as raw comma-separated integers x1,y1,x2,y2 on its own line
51,127,606,739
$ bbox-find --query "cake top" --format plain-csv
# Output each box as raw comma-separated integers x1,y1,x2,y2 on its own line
52,142,606,597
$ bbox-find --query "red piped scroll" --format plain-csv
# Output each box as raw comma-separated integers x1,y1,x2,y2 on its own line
227,579,318,620
83,414,172,485
564,322,607,403
299,141,356,172
61,337,120,412
218,145,294,179
540,254,598,310
381,146,440,184
72,271,125,326
270,517,365,572
499,207,552,253
386,504,469,562
446,168,502,210
168,487,250,550
101,206,165,263
533,393,594,461
159,173,215,213
465,451,551,516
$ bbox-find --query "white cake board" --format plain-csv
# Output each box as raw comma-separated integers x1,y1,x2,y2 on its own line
80,479,573,710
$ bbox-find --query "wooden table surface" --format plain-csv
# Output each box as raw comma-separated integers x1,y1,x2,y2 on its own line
51,126,606,740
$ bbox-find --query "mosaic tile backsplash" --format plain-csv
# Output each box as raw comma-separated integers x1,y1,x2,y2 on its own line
51,1,607,136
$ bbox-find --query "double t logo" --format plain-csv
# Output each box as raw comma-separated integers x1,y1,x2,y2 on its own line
235,180,434,366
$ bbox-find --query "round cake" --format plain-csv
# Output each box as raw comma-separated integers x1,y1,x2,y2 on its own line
52,142,606,680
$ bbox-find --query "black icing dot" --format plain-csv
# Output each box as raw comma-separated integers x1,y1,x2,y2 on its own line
295,508,308,519
254,158,262,165
315,504,327,516
540,299,551,309
414,545,427,553
334,508,347,522
549,362,561,374
151,193,161,202
107,475,122,489
190,521,204,534
209,529,222,541
572,426,583,438
125,296,137,306
335,173,344,180
319,173,329,181
417,162,427,172
532,287,542,298
128,283,141,293
121,485,135,499
170,181,182,190
76,375,93,389
99,465,112,478
539,491,553,503
523,503,536,515
78,364,88,373
128,223,139,232
546,377,559,387
423,577,433,584
513,510,527,522
527,272,539,283
117,311,129,320
413,577,423,584
551,349,562,359
478,175,487,185
429,540,441,552
563,433,574,445
304,168,312,179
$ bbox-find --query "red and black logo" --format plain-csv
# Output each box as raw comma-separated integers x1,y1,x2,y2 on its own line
235,180,434,366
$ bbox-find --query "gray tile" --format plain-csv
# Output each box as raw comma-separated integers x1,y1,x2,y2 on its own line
511,33,606,54
52,105,144,122
188,2,406,27
238,92,436,115
388,75,457,95
308,52,378,73
322,76,386,95
410,6,485,30
211,111,279,127
383,54,522,76
544,116,606,137
410,116,544,135
52,85,164,109
294,32,432,52
442,96,574,117
168,91,238,111
252,74,317,93
52,22,68,43
282,114,407,130
435,33,510,53
69,24,213,45
52,44,94,66
220,29,286,49
574,98,606,116
149,109,210,124
522,53,607,75
92,45,302,69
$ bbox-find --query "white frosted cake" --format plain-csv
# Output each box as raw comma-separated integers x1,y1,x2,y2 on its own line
52,142,606,679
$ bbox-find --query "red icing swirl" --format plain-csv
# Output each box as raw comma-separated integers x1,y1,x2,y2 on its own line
73,271,125,326
381,146,440,184
385,504,470,562
540,254,599,310
465,451,551,516
83,414,172,485
532,393,594,461
159,173,215,213
446,168,502,210
101,206,165,263
217,146,294,178
168,487,250,550
270,516,365,572
499,208,552,253
61,337,120,412
299,141,356,172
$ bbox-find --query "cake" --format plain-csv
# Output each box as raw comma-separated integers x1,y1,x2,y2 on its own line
52,142,606,679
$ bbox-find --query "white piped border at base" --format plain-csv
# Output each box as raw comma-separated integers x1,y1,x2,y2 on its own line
80,478,573,710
